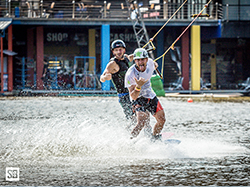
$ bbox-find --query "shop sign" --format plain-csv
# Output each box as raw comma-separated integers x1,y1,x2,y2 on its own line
110,33,136,42
46,32,68,42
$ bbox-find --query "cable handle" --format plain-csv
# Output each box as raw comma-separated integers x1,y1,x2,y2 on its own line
146,48,163,79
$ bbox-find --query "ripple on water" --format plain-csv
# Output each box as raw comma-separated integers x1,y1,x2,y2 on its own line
0,97,249,185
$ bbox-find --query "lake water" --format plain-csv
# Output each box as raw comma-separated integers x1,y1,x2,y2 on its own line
0,96,249,186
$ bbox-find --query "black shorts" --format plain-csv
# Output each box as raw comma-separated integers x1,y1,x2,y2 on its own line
118,93,134,119
132,96,163,116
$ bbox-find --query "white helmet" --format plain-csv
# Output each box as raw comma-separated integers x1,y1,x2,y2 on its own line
133,48,148,60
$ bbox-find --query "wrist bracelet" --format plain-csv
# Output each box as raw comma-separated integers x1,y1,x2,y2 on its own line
135,86,141,92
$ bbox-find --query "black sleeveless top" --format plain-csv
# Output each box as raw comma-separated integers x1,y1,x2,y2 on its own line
111,57,130,94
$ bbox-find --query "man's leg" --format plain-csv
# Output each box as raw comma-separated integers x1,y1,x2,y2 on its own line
119,95,134,119
119,96,136,131
121,94,152,134
153,110,165,135
131,111,150,138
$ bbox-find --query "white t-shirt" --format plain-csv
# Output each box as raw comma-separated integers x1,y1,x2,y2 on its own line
125,58,156,99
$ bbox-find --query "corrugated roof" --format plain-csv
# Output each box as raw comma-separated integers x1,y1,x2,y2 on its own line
0,50,17,56
0,21,12,30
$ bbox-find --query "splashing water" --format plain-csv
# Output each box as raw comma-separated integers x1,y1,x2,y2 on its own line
0,97,249,185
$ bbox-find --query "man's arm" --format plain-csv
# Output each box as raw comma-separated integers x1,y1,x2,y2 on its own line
154,61,158,69
100,70,112,83
100,61,118,83
125,54,134,63
128,77,148,101
128,85,140,101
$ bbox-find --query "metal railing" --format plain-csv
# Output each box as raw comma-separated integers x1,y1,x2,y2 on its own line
223,3,250,21
0,0,227,21
0,1,250,21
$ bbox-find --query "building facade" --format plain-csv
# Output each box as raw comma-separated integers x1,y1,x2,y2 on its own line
0,0,249,93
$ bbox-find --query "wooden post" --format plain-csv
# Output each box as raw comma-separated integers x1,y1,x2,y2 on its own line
181,28,189,90
191,25,201,91
1,37,3,93
36,26,44,90
210,39,216,90
8,25,13,91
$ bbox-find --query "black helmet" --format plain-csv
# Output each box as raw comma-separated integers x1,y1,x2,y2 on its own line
111,39,126,50
44,57,49,62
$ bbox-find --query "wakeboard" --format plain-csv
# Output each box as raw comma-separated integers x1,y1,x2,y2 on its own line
161,132,181,145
